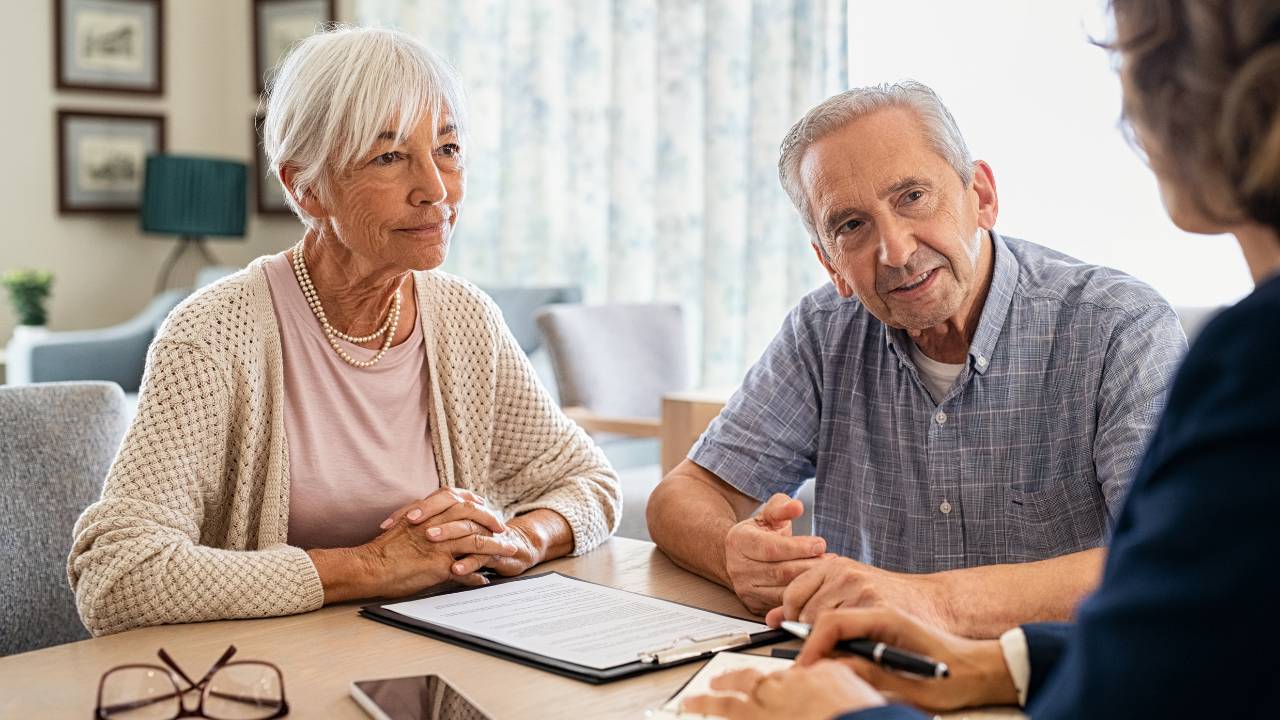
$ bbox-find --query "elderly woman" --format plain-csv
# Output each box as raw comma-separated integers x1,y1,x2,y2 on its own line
68,27,620,636
683,0,1280,718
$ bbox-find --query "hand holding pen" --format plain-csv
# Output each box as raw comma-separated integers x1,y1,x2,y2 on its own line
789,608,1021,712
782,620,949,678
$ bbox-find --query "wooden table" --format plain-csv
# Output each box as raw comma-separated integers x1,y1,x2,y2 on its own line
0,537,1022,719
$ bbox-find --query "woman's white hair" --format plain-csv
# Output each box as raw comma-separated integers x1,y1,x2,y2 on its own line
262,25,468,228
778,80,973,245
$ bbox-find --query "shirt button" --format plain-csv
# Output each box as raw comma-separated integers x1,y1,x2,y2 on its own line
934,411,948,425
976,355,988,369
940,499,953,514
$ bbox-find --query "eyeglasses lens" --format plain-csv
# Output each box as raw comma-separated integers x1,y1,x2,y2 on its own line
100,667,181,720
204,662,284,720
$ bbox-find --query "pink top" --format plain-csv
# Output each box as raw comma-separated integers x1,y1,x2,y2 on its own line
263,251,440,550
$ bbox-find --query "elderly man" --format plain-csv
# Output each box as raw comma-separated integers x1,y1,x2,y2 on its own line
646,81,1185,638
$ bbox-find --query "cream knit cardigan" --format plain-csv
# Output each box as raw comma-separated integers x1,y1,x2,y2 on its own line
68,258,621,636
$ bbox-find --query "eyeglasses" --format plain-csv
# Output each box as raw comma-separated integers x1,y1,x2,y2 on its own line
95,645,288,719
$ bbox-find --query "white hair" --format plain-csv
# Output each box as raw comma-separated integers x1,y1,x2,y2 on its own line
778,80,973,246
262,26,469,228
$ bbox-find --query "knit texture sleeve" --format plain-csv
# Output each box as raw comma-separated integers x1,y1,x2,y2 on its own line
472,293,622,556
67,339,324,636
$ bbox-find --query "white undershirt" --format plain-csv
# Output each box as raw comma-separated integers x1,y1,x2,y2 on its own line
909,342,966,404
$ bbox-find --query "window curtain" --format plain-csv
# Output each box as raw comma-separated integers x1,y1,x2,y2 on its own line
355,0,847,386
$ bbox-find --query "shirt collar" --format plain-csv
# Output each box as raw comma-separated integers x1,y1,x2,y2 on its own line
882,229,1018,376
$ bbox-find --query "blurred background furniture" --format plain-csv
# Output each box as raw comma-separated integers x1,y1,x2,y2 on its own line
660,388,814,536
0,381,128,655
3,288,188,392
1175,305,1223,344
141,155,247,293
536,303,687,539
480,285,581,399
3,266,239,418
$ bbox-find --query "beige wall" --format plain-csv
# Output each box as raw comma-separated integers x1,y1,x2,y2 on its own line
0,0,353,342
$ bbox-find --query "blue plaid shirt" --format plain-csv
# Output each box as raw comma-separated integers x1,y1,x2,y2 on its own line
690,232,1186,573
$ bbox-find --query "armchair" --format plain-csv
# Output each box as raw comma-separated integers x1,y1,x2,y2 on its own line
4,266,239,393
5,288,188,392
535,303,688,540
0,381,129,653
479,285,582,399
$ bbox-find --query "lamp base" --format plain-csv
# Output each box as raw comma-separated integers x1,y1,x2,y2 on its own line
156,235,218,294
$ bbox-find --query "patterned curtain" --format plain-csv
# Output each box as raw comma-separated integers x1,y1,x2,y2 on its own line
355,0,847,386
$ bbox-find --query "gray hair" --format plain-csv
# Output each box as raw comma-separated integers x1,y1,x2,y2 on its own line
778,80,973,245
262,26,469,228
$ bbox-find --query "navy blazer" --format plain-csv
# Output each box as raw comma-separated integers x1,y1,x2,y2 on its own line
839,272,1280,720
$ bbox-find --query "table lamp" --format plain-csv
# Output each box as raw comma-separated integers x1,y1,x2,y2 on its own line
141,154,247,293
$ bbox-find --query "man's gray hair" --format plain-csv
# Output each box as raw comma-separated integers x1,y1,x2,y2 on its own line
262,26,468,228
778,80,973,244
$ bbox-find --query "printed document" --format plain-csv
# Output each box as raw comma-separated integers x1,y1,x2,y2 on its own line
651,651,795,719
381,573,768,670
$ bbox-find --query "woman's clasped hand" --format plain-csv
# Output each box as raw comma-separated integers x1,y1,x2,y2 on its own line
360,487,547,596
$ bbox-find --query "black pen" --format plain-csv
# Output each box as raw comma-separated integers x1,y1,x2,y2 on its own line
780,621,950,679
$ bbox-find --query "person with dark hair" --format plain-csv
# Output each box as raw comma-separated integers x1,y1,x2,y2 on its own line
681,0,1280,717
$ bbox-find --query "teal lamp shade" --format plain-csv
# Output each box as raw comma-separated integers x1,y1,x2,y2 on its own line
141,155,247,237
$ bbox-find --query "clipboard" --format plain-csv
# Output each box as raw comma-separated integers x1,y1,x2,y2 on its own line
359,572,789,684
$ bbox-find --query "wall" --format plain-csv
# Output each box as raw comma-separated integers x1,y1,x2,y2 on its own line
0,0,353,343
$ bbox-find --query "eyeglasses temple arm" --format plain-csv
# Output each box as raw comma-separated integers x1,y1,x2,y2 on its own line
195,645,239,687
156,645,237,690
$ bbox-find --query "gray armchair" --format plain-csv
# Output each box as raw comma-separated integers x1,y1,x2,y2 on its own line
4,266,240,393
480,286,582,399
0,382,128,654
5,289,188,392
535,303,688,540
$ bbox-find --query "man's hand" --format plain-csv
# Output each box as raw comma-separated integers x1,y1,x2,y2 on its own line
724,494,828,615
795,608,1017,712
680,661,886,719
764,556,954,631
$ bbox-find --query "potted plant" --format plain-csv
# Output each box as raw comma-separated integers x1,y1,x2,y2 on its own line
3,268,54,328
4,270,54,382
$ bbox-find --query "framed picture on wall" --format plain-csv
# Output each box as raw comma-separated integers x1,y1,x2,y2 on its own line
254,114,292,215
55,0,164,95
253,0,335,95
57,110,165,213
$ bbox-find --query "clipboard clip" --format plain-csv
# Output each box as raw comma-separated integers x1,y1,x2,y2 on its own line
637,632,752,664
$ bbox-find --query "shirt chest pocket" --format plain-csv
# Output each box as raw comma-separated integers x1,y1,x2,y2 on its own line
999,421,1105,561
1005,471,1107,562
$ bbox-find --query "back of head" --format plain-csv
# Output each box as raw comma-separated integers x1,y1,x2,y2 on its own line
777,81,973,244
261,26,468,228
1108,0,1280,233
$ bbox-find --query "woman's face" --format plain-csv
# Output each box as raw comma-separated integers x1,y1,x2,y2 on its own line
314,108,466,272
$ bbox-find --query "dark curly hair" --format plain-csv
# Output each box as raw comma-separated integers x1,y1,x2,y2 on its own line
1105,0,1280,234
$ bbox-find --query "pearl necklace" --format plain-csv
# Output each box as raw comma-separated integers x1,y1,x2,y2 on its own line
290,243,402,368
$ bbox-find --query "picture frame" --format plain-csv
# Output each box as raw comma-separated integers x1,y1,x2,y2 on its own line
57,109,166,214
55,0,164,95
254,114,292,215
253,0,335,95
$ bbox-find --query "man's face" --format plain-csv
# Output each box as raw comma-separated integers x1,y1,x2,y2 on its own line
799,107,997,330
